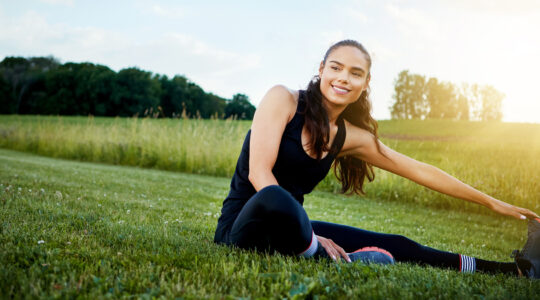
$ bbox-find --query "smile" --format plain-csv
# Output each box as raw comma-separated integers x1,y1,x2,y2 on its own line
332,85,350,95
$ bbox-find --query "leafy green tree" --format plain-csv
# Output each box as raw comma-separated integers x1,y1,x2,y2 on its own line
205,93,227,118
479,85,504,121
0,56,59,114
110,68,161,117
159,75,188,117
0,56,245,119
225,93,255,120
425,78,458,119
390,70,427,119
0,76,13,113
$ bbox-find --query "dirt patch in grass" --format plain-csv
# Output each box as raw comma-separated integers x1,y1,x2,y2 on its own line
380,133,465,141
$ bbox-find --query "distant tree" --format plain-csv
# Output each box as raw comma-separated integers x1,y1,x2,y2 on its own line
205,93,227,118
110,68,161,117
225,93,256,120
0,56,249,119
159,75,188,117
0,76,12,113
390,70,427,119
479,85,504,121
0,56,60,114
391,70,503,121
425,78,458,119
456,93,470,121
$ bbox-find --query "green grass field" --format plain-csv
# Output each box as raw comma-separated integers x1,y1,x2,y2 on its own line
1,116,540,298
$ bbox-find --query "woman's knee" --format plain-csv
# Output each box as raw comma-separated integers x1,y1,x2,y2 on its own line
390,234,422,250
255,185,297,210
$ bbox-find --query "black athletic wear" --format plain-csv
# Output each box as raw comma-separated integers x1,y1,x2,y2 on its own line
213,90,517,275
214,90,345,243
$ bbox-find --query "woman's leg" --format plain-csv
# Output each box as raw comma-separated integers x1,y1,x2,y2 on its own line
312,220,518,274
228,185,316,255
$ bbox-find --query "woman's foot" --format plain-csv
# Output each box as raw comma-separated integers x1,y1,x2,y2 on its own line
512,218,540,279
347,246,395,265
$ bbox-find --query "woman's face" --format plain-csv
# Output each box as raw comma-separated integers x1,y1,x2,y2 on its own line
318,45,371,108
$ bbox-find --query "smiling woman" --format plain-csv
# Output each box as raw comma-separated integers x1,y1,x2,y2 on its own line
213,39,540,279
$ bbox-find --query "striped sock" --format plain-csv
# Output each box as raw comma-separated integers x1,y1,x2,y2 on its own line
459,254,476,273
299,230,319,258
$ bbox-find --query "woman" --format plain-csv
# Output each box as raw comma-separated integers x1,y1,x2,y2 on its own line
214,39,540,278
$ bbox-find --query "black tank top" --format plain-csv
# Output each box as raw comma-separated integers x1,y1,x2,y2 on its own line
214,90,347,242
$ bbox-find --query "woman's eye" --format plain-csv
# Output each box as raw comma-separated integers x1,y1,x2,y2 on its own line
352,73,362,77
331,66,340,71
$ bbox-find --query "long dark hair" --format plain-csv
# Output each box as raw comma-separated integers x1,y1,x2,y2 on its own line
304,39,384,195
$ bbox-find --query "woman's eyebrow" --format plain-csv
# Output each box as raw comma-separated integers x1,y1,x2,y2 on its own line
329,60,365,73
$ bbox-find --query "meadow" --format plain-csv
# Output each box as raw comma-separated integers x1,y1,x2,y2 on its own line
1,115,540,298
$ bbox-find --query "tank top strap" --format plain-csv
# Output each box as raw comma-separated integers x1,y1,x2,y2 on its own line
297,90,307,113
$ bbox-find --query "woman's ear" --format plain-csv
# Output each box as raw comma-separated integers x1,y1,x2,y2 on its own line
364,73,371,91
318,61,324,77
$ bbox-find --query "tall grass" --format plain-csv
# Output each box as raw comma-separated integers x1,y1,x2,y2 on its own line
0,115,249,177
1,115,539,214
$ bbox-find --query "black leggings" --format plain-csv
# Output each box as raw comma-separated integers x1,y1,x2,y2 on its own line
224,185,516,274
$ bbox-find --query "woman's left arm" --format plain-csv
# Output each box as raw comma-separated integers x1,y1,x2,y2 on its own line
342,125,539,220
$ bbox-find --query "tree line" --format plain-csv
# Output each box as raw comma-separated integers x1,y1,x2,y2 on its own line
0,56,256,119
390,70,503,121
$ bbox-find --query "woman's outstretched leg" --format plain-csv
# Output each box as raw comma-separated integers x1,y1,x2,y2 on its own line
312,220,519,275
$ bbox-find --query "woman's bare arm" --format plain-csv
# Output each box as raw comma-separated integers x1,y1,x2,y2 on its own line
341,123,539,220
248,85,297,191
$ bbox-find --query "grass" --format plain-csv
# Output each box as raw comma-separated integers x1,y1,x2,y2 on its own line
1,115,540,213
1,148,539,299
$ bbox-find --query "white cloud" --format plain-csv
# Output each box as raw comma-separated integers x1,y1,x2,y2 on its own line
384,3,443,44
38,0,74,6
150,4,185,18
438,0,540,14
0,9,261,99
158,33,261,77
347,10,370,23
0,10,129,60
320,30,346,49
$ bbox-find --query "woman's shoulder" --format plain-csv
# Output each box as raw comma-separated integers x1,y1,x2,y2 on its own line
258,85,300,123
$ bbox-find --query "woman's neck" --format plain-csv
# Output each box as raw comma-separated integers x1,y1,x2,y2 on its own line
324,100,347,125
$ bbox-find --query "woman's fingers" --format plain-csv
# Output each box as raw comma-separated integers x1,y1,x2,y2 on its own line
330,240,351,263
519,207,539,219
319,237,348,263
493,201,539,220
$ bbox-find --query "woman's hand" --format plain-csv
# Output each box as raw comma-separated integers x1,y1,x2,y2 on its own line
316,235,351,263
490,199,539,220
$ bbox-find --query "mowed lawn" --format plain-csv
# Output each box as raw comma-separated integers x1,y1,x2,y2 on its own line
1,148,539,299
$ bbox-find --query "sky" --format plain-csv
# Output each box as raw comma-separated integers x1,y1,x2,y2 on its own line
2,0,540,123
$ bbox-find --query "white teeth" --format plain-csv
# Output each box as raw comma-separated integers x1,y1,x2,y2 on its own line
333,86,348,93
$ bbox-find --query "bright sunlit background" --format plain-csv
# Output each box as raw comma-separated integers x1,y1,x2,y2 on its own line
2,0,539,123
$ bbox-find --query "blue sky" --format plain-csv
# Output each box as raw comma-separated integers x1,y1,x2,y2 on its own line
2,0,540,123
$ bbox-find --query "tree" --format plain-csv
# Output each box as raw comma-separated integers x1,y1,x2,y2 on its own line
0,56,60,114
390,70,427,119
425,78,458,119
110,68,161,117
0,76,12,113
479,85,504,121
0,56,249,119
225,93,256,120
159,75,188,117
391,70,503,121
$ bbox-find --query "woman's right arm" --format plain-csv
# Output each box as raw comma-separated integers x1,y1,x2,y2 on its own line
248,85,297,191
249,86,351,262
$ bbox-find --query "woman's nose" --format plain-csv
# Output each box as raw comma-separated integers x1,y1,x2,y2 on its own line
337,71,349,83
